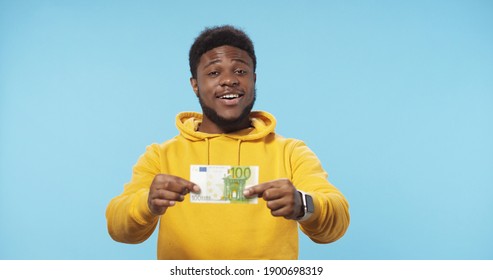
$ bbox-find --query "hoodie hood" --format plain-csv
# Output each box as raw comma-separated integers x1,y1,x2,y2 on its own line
176,111,276,141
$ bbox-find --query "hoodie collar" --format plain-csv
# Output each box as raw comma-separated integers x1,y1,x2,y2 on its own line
176,111,276,141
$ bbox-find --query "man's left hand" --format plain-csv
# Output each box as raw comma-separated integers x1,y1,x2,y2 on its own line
243,179,302,220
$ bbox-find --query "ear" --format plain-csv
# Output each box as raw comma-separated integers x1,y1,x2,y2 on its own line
190,77,199,96
253,72,257,83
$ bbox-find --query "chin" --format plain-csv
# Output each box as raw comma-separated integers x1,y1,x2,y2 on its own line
198,90,256,130
219,112,244,121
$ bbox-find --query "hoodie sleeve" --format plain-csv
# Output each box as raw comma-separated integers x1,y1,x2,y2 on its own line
289,141,350,244
105,144,160,244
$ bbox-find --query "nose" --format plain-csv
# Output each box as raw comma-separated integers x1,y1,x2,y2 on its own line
220,73,239,87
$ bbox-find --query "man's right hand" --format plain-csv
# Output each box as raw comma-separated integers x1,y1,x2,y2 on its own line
147,174,201,216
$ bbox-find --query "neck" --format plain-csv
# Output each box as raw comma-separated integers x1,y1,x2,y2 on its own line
198,117,251,134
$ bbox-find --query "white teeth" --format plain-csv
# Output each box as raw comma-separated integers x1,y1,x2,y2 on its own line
219,94,239,99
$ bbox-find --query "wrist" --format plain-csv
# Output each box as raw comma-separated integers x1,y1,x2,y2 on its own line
296,191,305,219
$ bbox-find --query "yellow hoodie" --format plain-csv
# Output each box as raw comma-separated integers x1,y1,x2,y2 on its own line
106,111,349,259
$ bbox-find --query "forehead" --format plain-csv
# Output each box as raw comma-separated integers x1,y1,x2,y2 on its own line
198,45,253,68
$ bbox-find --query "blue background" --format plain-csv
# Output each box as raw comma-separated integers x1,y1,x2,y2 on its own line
1,0,492,260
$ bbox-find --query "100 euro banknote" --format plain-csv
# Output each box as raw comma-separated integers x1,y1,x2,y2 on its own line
190,165,259,204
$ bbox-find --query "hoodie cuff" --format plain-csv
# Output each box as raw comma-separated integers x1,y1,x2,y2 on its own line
132,189,158,225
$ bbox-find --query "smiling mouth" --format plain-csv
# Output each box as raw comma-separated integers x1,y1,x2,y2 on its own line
217,93,244,100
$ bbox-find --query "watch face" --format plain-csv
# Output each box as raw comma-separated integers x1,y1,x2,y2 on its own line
306,194,314,213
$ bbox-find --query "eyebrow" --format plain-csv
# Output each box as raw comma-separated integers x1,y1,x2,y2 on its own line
202,58,251,69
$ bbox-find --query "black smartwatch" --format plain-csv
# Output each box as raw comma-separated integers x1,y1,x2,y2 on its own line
297,191,314,221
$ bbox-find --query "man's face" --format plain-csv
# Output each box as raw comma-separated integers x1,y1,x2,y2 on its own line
190,45,256,132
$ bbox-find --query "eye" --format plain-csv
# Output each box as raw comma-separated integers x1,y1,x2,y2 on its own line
234,69,247,75
208,71,219,77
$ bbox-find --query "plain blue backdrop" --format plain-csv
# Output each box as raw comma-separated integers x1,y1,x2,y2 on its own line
0,0,492,259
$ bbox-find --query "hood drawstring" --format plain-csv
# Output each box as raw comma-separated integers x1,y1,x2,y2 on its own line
236,139,242,166
205,138,210,165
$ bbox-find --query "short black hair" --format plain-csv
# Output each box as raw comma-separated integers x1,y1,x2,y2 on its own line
189,25,256,79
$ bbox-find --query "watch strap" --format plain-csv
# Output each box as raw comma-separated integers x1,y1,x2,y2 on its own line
297,190,314,222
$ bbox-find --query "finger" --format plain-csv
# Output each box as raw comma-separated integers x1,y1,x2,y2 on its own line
148,198,176,216
262,188,286,201
244,179,293,198
266,194,296,213
270,206,294,218
151,198,177,208
148,193,180,216
153,174,201,193
266,199,285,212
173,176,201,193
152,189,185,202
243,182,278,198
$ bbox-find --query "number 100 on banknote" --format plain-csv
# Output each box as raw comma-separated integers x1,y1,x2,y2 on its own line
190,165,259,204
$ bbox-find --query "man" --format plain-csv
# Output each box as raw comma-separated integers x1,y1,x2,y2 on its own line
106,25,350,259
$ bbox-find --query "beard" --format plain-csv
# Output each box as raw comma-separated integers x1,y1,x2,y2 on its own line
197,88,256,132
